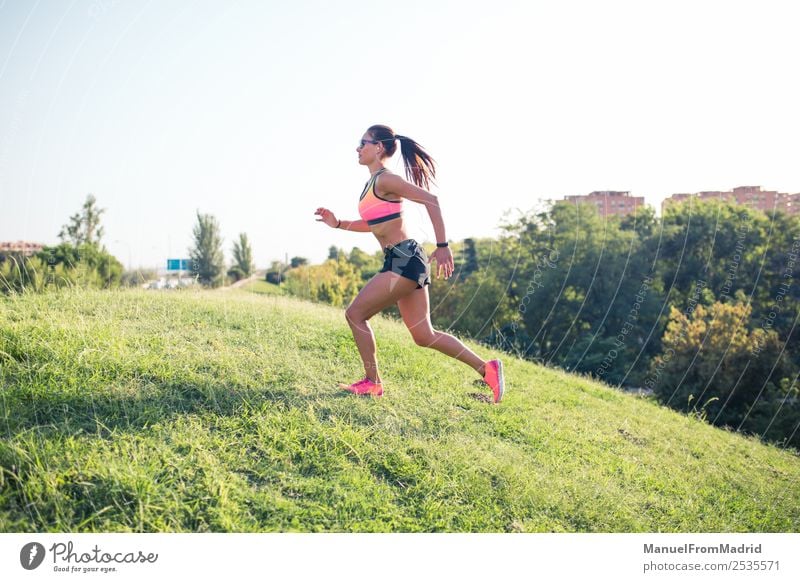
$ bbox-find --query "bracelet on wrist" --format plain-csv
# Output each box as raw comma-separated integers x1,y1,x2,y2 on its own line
436,241,449,248
335,219,341,229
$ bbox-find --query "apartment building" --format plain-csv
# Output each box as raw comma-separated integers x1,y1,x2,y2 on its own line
662,186,800,215
0,241,44,257
564,190,645,218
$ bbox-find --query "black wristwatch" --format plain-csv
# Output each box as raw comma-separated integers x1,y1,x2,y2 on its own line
436,241,449,248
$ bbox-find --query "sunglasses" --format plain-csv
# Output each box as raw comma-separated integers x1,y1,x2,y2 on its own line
358,139,380,148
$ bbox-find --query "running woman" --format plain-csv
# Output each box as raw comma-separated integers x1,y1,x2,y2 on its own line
314,124,505,403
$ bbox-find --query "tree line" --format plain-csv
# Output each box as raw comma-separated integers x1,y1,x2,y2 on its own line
5,194,797,449
275,199,799,450
0,195,256,291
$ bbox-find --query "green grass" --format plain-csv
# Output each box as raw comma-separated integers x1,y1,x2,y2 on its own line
0,286,798,532
239,279,285,295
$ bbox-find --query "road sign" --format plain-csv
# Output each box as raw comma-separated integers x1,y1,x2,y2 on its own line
167,259,192,271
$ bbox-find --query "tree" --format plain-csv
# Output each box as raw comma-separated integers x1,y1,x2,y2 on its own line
619,204,658,238
266,260,288,285
228,233,254,282
348,247,382,280
328,245,344,261
461,238,479,277
489,200,664,385
10,242,124,292
429,269,514,341
58,194,106,246
347,247,370,270
648,301,791,435
290,256,308,268
190,211,225,288
283,256,360,307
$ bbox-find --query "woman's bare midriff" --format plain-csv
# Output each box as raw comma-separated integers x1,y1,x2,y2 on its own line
370,218,408,249
370,171,409,248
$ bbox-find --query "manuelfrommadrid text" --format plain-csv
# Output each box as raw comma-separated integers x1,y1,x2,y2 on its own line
644,543,762,555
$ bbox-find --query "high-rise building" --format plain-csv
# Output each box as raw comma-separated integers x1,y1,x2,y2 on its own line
662,186,800,216
0,241,44,257
563,190,645,218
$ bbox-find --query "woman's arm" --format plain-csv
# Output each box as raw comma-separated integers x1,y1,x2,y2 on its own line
315,208,370,232
422,202,446,245
338,219,371,232
379,174,447,243
378,173,454,279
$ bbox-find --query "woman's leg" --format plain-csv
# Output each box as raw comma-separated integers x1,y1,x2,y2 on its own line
396,286,487,375
345,271,419,383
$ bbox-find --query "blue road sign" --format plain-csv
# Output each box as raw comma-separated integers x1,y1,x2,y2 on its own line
167,259,192,271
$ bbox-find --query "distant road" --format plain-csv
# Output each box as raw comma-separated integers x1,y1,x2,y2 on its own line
220,270,266,291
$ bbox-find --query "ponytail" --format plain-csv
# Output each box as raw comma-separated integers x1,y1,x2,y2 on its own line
395,134,437,191
367,124,437,191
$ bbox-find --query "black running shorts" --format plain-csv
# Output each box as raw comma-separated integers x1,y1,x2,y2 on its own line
380,239,431,289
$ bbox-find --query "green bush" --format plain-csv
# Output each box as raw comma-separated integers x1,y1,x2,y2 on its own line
0,243,123,295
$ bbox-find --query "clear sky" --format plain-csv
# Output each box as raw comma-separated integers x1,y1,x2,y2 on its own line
1,0,798,270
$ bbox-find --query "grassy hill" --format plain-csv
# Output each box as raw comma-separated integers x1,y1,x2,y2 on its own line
0,286,798,532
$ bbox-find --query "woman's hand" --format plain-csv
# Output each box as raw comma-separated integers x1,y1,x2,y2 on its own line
314,208,338,228
429,246,454,280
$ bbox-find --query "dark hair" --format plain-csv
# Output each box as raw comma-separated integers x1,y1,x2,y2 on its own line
367,124,437,191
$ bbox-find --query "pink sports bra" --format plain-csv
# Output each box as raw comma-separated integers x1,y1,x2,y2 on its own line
358,168,403,226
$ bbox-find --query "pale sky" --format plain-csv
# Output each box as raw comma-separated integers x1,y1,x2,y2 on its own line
1,0,798,270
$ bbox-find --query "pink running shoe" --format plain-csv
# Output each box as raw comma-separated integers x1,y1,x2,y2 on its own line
340,377,383,397
483,359,505,403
